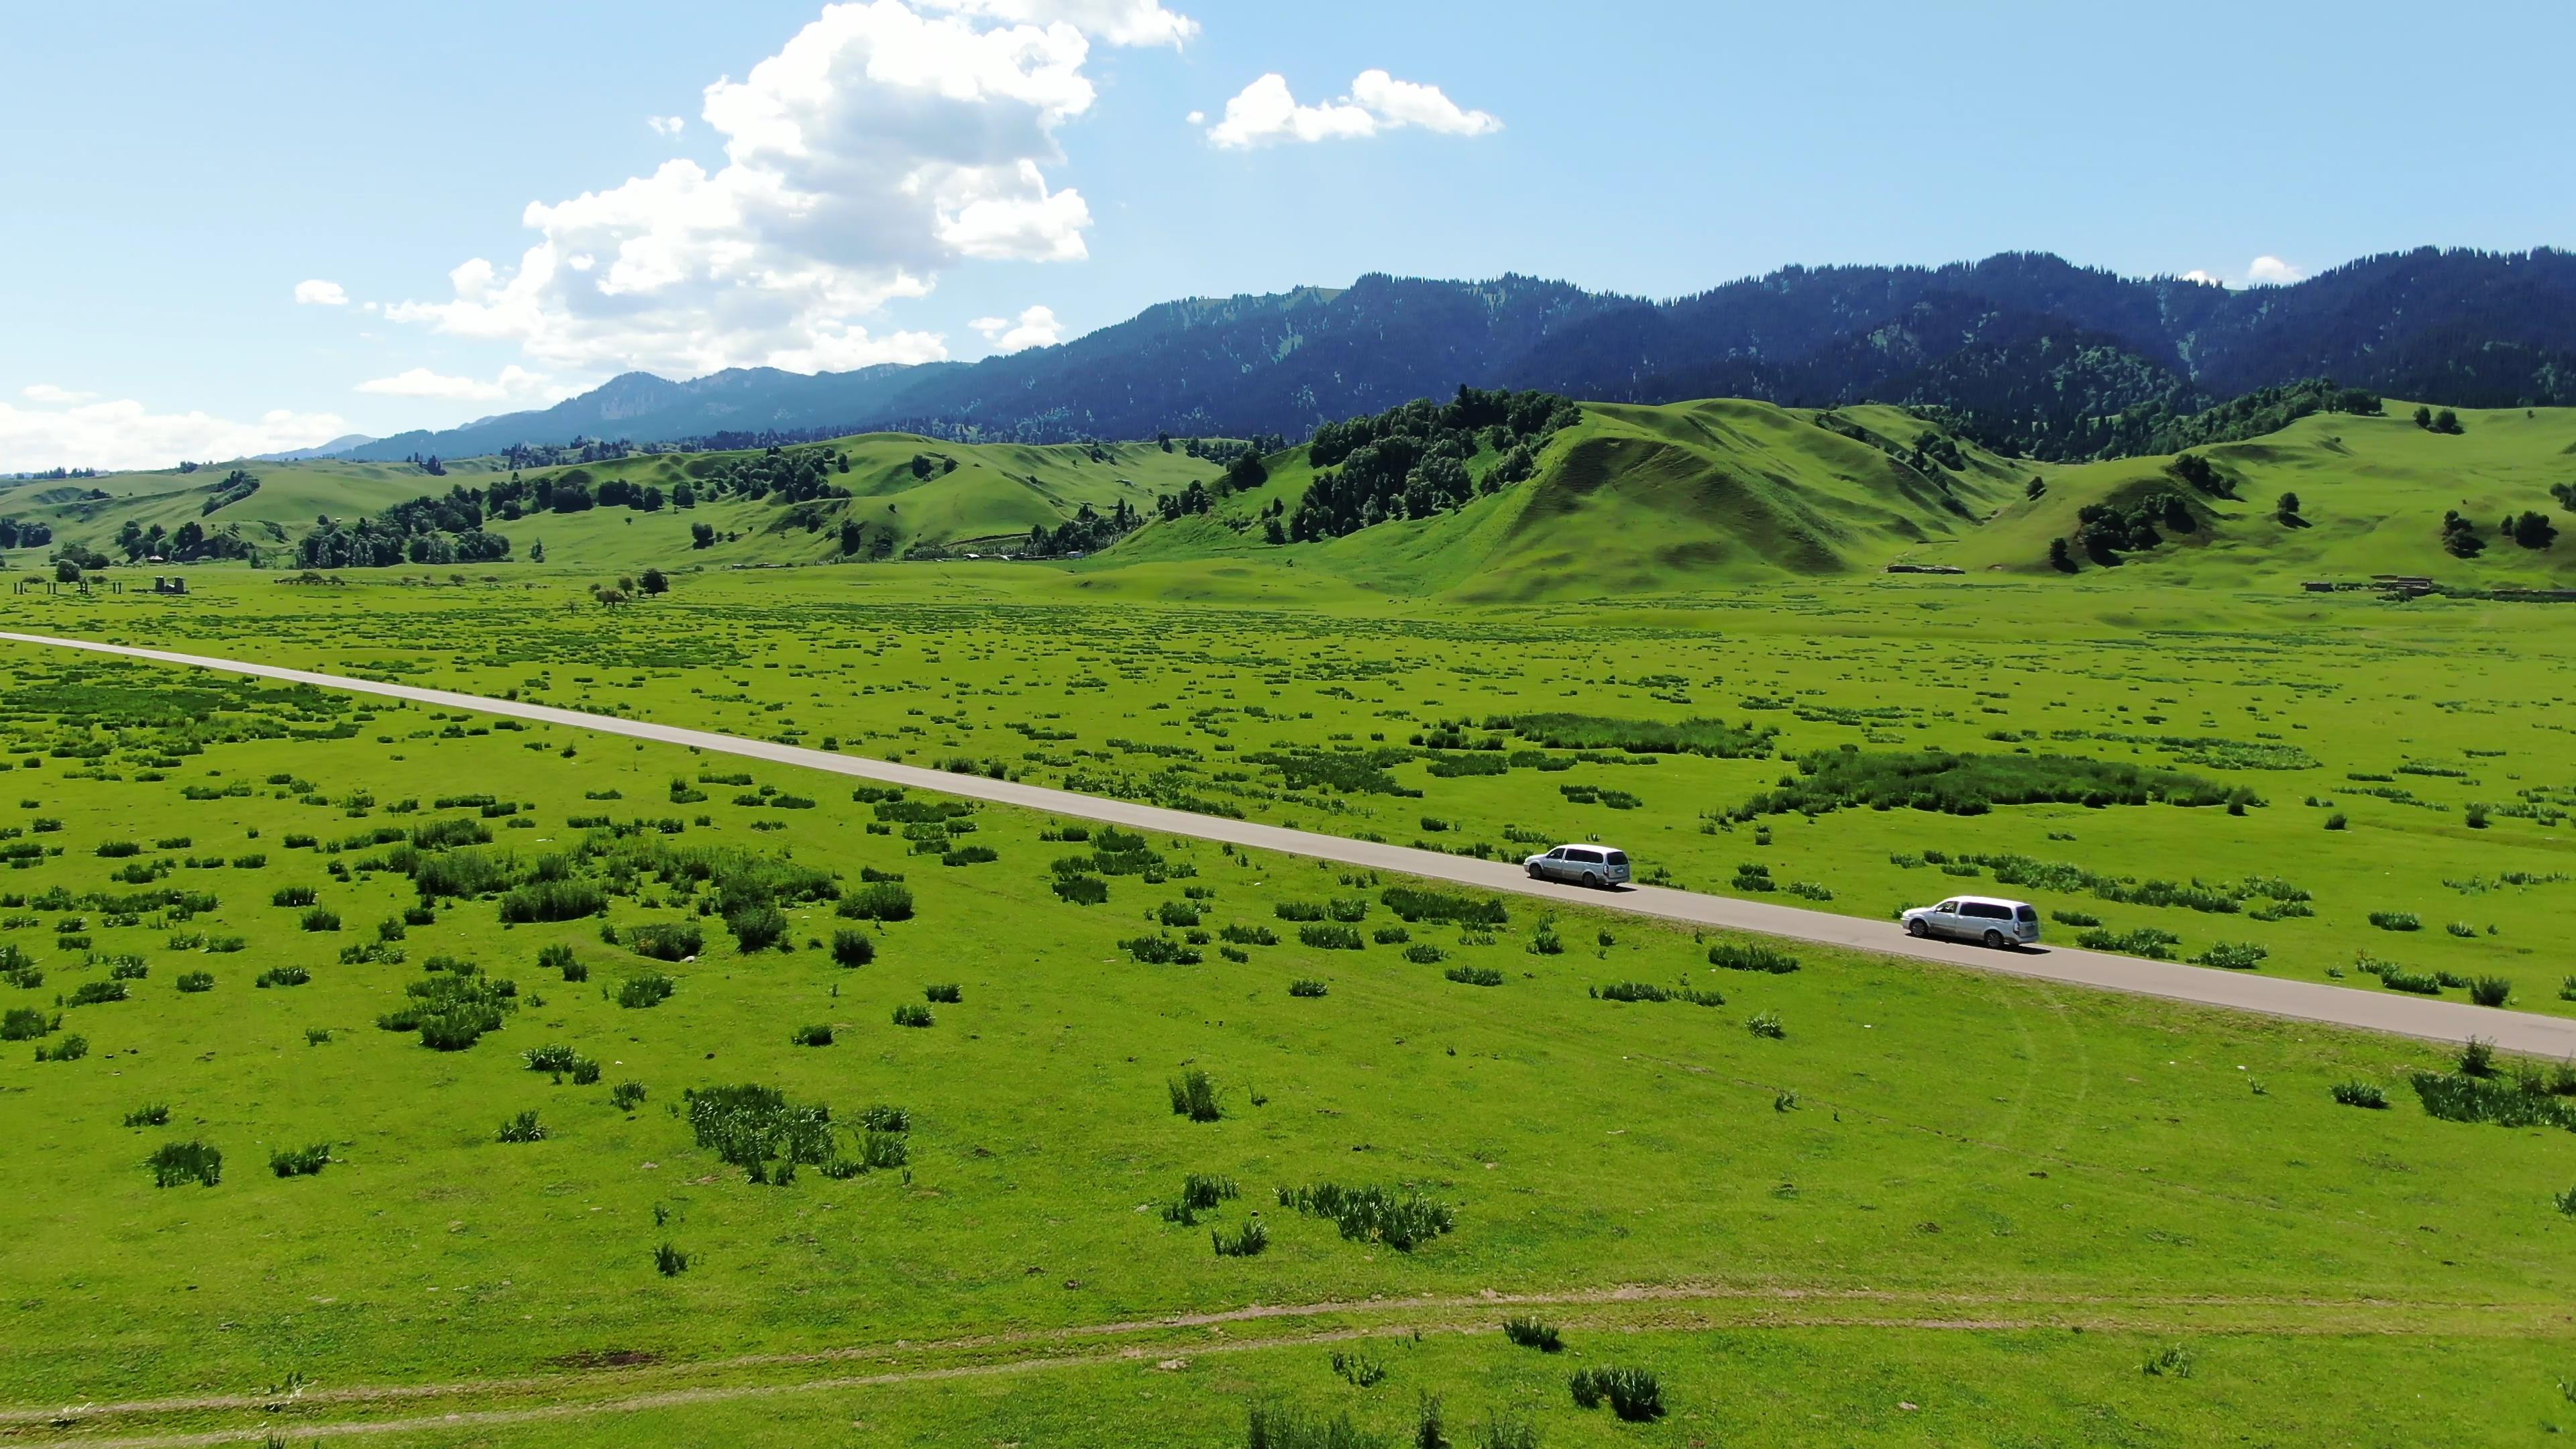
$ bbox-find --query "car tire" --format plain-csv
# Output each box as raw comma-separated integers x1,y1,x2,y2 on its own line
1982,929,2005,949
1581,872,1601,889
1527,865,1544,879
1906,918,1929,938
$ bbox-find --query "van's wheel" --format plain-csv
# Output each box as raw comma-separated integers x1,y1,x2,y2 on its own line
1982,929,2005,949
1906,918,1929,938
1581,872,1601,889
1527,865,1544,879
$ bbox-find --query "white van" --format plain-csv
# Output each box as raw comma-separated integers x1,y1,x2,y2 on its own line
1523,843,1631,888
1902,895,2041,949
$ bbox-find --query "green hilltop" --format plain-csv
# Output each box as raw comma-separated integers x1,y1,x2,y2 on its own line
9,394,2576,597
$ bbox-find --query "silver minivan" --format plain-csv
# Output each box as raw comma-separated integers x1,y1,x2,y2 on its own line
1902,894,2041,949
1523,843,1631,888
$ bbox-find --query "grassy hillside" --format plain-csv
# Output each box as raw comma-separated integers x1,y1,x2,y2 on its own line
1099,398,2027,598
0,435,1224,573
1948,402,2576,581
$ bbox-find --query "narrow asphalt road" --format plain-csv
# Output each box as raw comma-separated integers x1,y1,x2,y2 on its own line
5,629,2561,1056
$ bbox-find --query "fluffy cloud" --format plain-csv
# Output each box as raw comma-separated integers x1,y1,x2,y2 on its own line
1206,68,1499,148
646,115,686,138
2246,254,2305,286
970,304,1063,352
0,394,348,472
2178,269,2223,286
922,0,1194,46
21,384,96,405
294,278,350,306
382,0,1179,379
353,365,566,402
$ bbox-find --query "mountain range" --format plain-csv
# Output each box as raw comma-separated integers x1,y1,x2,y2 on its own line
343,246,2576,464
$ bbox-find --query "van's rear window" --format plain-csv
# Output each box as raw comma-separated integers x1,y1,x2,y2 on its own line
2014,906,2037,922
1605,852,1628,865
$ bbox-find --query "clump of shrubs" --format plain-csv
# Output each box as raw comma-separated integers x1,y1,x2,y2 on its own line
270,1143,332,1177
1503,1316,1563,1352
148,1140,223,1187
1444,965,1505,987
628,923,702,961
1169,1068,1221,1122
892,1002,934,1028
1568,1366,1665,1421
1276,1181,1455,1250
495,1110,547,1142
1287,978,1328,998
1707,941,1799,973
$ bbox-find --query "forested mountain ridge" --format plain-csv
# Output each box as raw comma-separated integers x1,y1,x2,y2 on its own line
341,248,2576,464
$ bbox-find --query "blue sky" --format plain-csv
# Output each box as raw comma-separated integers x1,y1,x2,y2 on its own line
3,0,2569,468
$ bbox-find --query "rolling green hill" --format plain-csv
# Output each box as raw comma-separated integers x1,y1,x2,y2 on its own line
1945,402,2576,582
15,398,2576,599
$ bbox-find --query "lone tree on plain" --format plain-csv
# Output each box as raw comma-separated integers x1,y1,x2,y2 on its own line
2275,491,2302,521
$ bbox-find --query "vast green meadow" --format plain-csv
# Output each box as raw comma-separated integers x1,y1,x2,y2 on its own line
5,557,2576,1442
8,399,2576,1444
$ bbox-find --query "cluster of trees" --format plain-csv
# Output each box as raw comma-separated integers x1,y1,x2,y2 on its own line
115,519,257,563
2051,490,2196,569
2412,406,2465,434
11,467,98,481
2433,508,2550,559
202,468,260,515
0,517,55,549
2441,511,2485,557
1025,500,1144,556
1287,387,1577,542
686,446,851,506
2167,453,2237,498
294,490,512,569
500,437,634,469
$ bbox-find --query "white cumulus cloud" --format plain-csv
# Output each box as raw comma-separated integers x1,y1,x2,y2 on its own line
294,278,350,306
21,384,97,405
1206,68,1499,148
970,304,1063,352
646,115,686,138
2246,255,2305,286
380,0,1169,379
0,394,349,473
353,365,566,402
921,0,1195,46
2178,269,2223,286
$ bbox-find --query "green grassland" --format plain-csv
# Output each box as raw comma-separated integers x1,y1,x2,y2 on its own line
0,434,1217,574
2,640,2573,1447
11,396,2576,1443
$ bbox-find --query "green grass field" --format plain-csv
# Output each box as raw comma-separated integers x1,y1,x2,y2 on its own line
9,398,2576,1444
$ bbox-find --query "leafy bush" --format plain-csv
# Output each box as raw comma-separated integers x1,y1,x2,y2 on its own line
67,979,127,1006
2141,1344,2196,1379
1287,977,1328,998
1735,749,2233,820
34,1033,87,1062
2192,941,2269,970
892,1002,934,1028
1122,934,1203,965
1299,923,1364,951
2469,975,2513,1008
628,922,703,961
1169,1068,1221,1122
1487,711,1776,757
1379,886,1510,928
1158,900,1203,928
2460,1036,2498,1077
1212,1220,1269,1256
1746,1010,1786,1039
724,904,789,952
1526,927,1564,955
1707,941,1799,973
123,1102,170,1126
792,1023,834,1047
0,1006,56,1040
830,930,875,968
1402,943,1447,965
1568,1366,1665,1421
1277,1181,1455,1250
1220,923,1279,946
146,1140,223,1187
299,906,341,932
2410,1071,2576,1129
839,881,914,921
499,879,607,924
270,885,317,907
494,1110,546,1143
1052,874,1109,905
617,973,676,1009
2330,1081,2388,1109
1503,1316,1563,1352
1242,1405,1379,1449
269,1143,331,1177
2074,926,2182,959
523,1043,579,1074
924,983,962,1004
1275,901,1326,922
654,1244,689,1277
2368,910,2422,932
685,1083,836,1182
1444,965,1504,987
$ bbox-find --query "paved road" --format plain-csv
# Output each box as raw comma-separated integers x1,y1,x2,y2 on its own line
7,628,2565,1056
